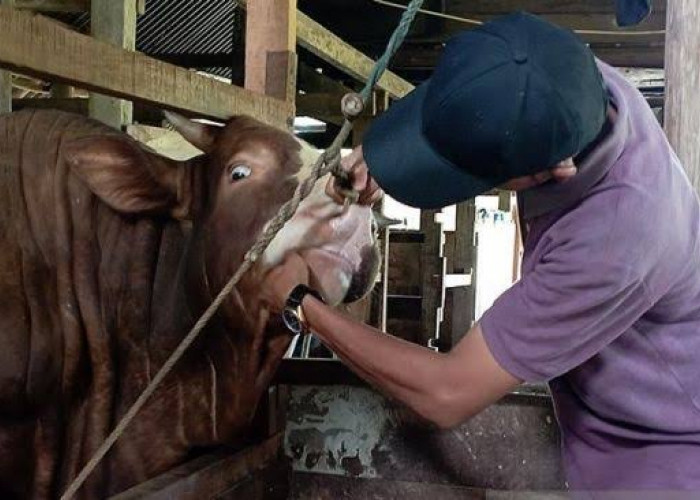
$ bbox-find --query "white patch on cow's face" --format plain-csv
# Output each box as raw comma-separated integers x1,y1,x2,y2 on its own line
262,139,376,306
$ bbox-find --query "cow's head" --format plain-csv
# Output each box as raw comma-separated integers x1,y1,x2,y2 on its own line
66,114,379,318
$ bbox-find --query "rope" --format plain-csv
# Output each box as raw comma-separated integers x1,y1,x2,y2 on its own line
59,1,425,498
372,0,666,36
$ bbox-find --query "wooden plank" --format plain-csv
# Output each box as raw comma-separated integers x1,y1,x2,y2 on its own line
89,0,136,129
589,42,665,68
434,13,666,46
387,233,423,296
110,434,283,500
297,11,414,99
265,51,298,108
442,0,667,44
664,0,700,192
12,97,167,125
392,41,665,72
442,200,477,350
296,92,345,124
419,209,445,349
297,62,353,95
238,0,413,98
444,0,667,15
0,7,291,128
15,0,86,11
245,0,296,97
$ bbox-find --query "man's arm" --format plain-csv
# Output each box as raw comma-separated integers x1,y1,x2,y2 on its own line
302,296,520,429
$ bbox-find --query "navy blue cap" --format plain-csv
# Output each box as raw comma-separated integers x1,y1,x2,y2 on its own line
364,11,608,209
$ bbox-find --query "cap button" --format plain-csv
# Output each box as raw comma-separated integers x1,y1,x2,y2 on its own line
513,49,528,64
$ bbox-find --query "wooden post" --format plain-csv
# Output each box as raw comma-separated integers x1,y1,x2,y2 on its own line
0,0,13,114
89,0,136,129
442,200,477,350
244,0,298,443
664,0,700,191
419,209,445,349
245,0,297,125
369,91,390,331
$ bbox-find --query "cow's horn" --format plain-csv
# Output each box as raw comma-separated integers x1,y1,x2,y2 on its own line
164,111,216,153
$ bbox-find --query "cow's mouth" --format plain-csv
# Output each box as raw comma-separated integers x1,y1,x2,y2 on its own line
300,245,380,306
342,245,380,303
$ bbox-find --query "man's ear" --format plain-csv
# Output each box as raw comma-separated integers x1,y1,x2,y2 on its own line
65,135,193,219
164,111,221,153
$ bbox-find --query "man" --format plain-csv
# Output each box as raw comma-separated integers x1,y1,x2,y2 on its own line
262,12,700,493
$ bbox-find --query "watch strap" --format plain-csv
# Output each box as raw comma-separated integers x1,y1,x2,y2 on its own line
285,284,323,309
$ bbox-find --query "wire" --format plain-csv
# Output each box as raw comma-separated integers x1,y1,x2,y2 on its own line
371,0,666,37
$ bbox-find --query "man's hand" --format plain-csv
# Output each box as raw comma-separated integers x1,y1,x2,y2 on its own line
260,253,310,312
326,146,384,205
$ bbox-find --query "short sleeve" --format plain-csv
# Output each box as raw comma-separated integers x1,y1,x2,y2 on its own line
479,249,652,383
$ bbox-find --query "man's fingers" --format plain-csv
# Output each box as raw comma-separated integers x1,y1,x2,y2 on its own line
358,179,384,205
340,145,364,172
325,177,347,204
331,145,382,206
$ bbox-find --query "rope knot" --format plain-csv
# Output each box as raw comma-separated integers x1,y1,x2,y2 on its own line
341,92,365,119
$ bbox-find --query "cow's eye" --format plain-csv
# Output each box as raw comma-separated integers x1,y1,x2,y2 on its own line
229,164,251,182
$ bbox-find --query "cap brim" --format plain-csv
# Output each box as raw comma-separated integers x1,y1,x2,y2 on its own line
363,82,496,209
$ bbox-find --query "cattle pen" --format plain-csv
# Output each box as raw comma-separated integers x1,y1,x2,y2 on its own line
0,0,698,499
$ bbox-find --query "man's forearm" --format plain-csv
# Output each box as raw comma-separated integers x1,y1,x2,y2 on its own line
303,296,453,425
302,296,519,428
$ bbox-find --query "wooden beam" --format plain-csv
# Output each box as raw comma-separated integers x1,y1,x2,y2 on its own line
89,0,136,129
442,0,667,40
245,0,296,96
13,97,167,125
297,11,413,99
589,42,665,68
111,433,283,499
298,62,354,94
296,92,346,122
664,0,700,192
14,0,86,11
392,41,665,72
442,0,666,14
0,7,291,128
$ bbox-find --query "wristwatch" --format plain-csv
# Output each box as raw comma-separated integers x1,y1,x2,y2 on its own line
282,284,324,336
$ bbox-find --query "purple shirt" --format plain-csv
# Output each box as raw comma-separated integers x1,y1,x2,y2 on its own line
480,61,700,492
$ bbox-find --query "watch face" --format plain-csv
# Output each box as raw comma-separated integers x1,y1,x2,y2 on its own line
282,308,303,335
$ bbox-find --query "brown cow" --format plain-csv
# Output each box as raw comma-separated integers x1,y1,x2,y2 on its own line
0,109,378,498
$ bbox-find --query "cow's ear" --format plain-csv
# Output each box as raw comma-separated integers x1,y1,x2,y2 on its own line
164,111,220,153
65,135,193,219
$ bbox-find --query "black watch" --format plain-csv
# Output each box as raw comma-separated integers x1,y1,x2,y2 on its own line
282,285,323,336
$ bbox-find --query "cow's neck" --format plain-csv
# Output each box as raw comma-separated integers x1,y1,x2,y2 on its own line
146,227,279,450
